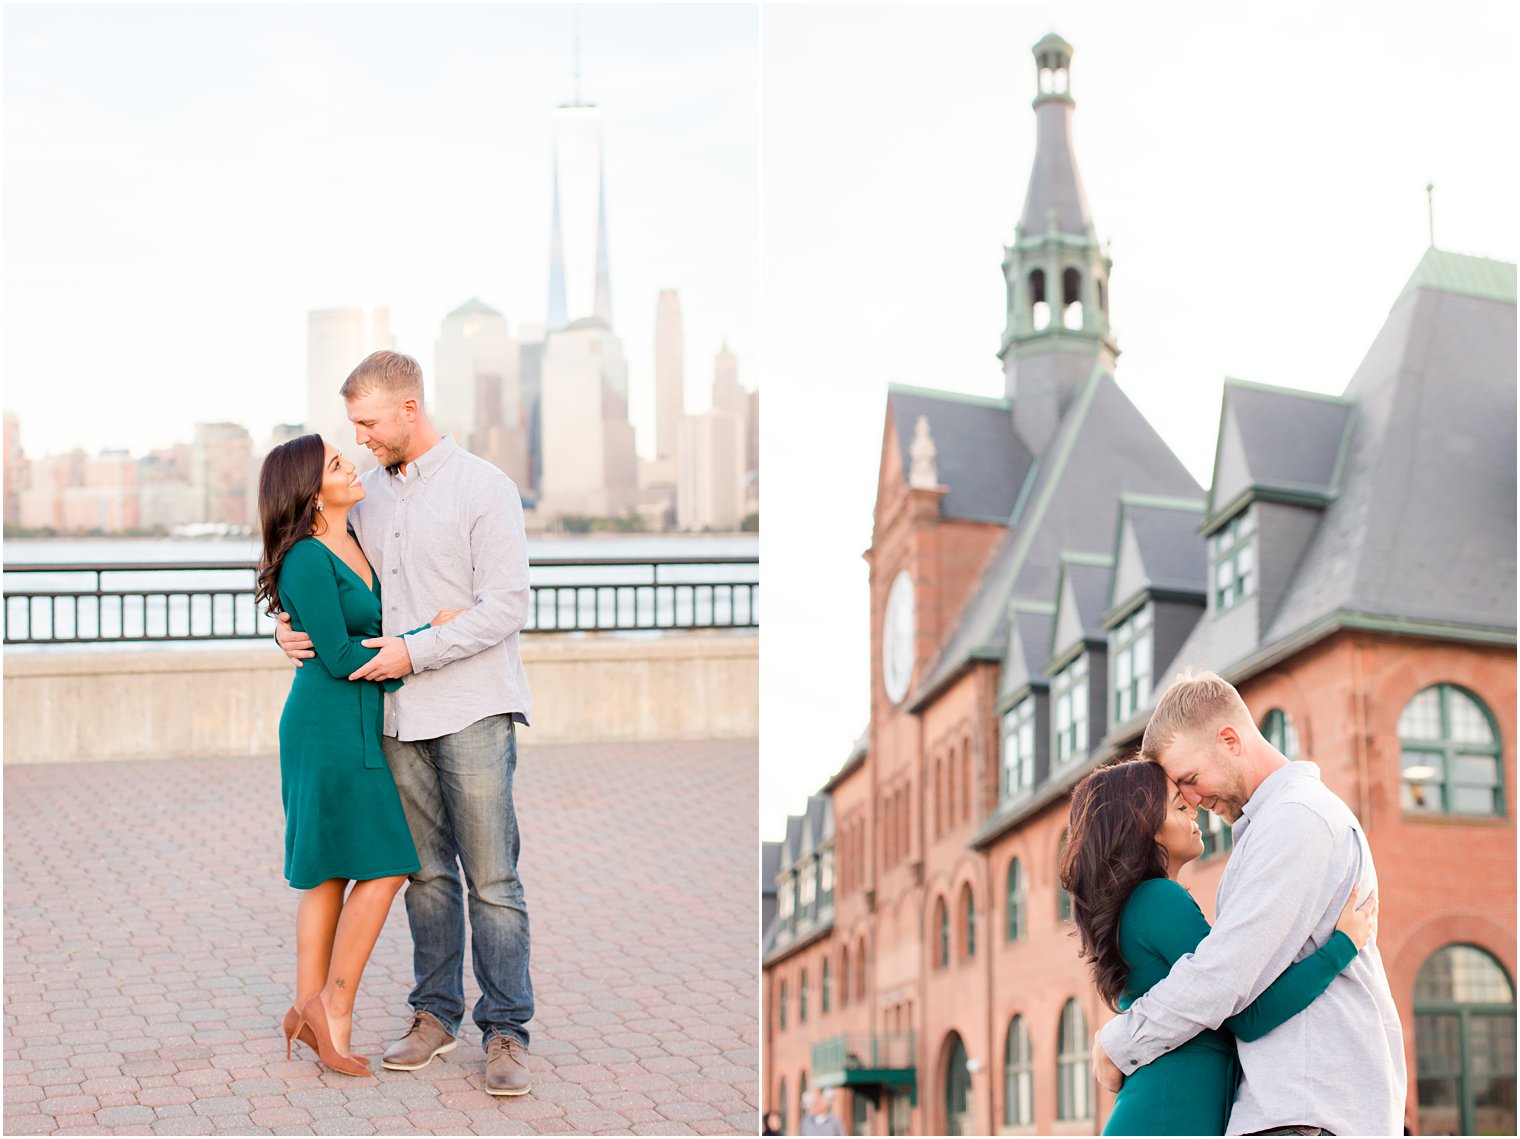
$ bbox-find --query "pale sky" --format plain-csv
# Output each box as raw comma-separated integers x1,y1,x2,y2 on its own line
3,4,759,458
758,3,1520,840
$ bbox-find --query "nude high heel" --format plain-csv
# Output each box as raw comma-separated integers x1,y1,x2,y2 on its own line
296,996,371,1077
283,1005,369,1066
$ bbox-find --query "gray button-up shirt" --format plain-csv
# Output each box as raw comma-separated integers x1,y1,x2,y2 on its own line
350,435,532,741
1099,761,1406,1135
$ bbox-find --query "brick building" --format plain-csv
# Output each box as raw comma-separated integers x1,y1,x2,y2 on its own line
762,33,1516,1138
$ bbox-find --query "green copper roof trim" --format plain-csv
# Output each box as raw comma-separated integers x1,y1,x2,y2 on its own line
999,326,1111,358
1203,486,1335,536
1117,492,1205,512
886,382,1010,410
997,682,1043,715
1103,584,1206,630
1058,550,1116,567
1395,247,1517,307
1221,377,1357,408
1008,455,1043,529
1009,598,1058,615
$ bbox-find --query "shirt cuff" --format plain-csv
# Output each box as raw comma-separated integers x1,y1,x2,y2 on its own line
1100,1012,1144,1075
402,626,438,672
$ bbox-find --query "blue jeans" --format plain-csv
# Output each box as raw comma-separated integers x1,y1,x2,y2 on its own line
382,714,533,1048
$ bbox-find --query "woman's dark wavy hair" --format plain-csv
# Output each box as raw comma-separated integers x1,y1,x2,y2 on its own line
1058,756,1172,1010
255,434,326,616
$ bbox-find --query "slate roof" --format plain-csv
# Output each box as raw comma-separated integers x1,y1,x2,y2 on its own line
1153,249,1517,690
1266,252,1517,640
1207,382,1355,526
998,605,1056,704
911,366,1201,709
761,842,781,897
1106,496,1207,620
1049,555,1115,666
1019,48,1094,239
887,386,1031,523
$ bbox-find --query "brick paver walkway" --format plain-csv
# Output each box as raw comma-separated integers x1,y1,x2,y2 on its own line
4,740,759,1136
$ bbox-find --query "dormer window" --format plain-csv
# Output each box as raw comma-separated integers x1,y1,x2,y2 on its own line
1210,509,1256,612
779,871,795,928
800,859,817,920
1053,655,1089,764
1111,605,1153,724
820,848,835,908
1001,698,1036,800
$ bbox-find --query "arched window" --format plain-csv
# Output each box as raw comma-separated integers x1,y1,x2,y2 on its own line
936,896,950,967
1062,267,1084,329
1199,806,1233,858
1399,685,1504,816
839,946,850,1009
798,1073,809,1133
935,757,945,836
1006,858,1026,941
944,1032,971,1136
1097,277,1107,314
1261,707,1300,759
1414,944,1516,1135
961,884,976,960
799,969,809,1023
778,980,787,1031
857,936,868,1001
962,742,973,822
821,958,832,1015
1029,269,1050,331
1003,1014,1033,1127
1057,999,1092,1121
778,1077,788,1136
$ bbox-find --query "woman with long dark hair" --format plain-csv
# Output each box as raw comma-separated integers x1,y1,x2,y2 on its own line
1059,758,1376,1135
256,434,457,1077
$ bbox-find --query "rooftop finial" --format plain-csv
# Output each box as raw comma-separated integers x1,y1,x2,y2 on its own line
573,9,581,106
1426,182,1435,249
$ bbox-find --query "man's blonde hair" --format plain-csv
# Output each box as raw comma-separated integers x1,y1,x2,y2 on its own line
1140,669,1252,761
339,350,424,402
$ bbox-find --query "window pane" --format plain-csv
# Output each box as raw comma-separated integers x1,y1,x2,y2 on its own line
1449,690,1497,745
1451,785,1500,814
1399,687,1443,740
1454,755,1501,787
1416,945,1516,1004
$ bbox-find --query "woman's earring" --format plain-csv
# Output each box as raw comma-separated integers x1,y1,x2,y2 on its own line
315,500,325,512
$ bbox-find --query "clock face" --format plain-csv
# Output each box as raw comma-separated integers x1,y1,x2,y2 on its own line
882,569,915,704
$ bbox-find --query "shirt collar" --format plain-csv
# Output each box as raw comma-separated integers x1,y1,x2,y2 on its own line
390,434,458,482
1241,759,1320,824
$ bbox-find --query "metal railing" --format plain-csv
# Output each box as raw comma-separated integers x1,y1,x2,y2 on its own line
2,556,759,646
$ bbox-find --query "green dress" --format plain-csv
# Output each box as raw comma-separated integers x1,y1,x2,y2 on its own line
276,536,422,890
1102,877,1358,1136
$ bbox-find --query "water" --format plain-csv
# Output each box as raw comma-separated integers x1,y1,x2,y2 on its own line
3,535,758,650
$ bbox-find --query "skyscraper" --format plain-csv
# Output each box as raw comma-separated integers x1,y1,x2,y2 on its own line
654,290,685,462
434,299,528,487
546,104,613,332
538,318,636,517
306,307,393,456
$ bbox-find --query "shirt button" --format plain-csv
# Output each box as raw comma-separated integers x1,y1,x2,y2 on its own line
392,569,398,574
394,532,399,537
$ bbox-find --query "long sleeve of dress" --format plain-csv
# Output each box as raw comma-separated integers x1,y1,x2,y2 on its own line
1128,879,1359,1043
277,540,421,693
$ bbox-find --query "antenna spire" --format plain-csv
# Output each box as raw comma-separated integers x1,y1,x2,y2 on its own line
573,9,582,106
1426,182,1435,249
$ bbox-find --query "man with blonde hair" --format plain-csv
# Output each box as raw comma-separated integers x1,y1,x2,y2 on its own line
277,349,535,1095
1093,669,1405,1135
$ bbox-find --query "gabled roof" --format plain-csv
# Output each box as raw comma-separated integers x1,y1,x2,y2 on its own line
1048,554,1113,667
783,814,805,865
1106,495,1207,621
887,385,1032,523
911,367,1200,709
1157,251,1517,690
998,604,1056,705
1265,256,1517,641
805,795,834,849
1206,381,1355,528
762,842,782,897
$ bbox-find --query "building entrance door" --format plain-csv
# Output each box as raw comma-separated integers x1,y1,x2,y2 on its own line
943,1032,970,1136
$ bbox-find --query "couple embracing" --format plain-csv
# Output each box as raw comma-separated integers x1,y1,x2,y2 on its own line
1061,672,1408,1136
253,350,533,1094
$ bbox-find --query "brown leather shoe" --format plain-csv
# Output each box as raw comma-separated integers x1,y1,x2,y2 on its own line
484,1034,530,1096
381,1009,458,1071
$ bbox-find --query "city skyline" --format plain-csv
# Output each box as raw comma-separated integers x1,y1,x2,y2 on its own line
760,3,1520,840
2,5,759,458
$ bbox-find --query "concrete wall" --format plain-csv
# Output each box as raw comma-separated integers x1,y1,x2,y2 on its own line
2,632,757,764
